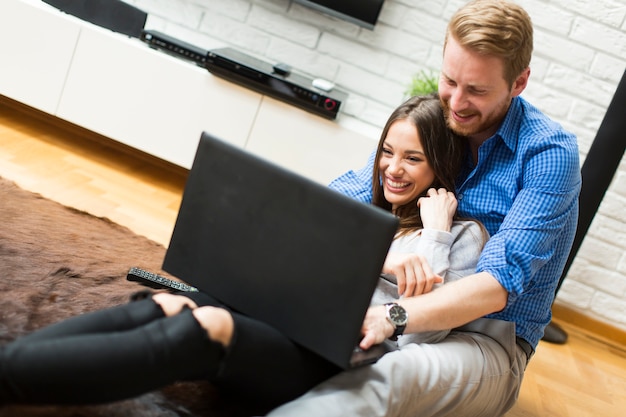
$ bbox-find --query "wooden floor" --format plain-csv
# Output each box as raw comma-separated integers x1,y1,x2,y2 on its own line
1,96,625,416
0,97,186,247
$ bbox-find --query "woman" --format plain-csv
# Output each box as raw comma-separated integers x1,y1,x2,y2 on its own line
0,94,486,414
369,94,486,348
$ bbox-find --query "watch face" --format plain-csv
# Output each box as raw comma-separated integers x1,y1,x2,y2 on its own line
389,304,408,325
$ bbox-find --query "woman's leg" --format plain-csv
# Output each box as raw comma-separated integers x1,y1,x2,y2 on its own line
9,297,166,345
0,307,224,405
1,291,338,410
171,292,342,410
210,312,341,411
8,291,215,349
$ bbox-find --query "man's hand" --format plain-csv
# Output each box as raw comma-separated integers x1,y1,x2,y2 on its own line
382,252,443,297
359,305,393,350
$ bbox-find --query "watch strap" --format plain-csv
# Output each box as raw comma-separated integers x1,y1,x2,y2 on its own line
390,323,406,341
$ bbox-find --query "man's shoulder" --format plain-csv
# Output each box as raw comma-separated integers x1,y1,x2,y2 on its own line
516,96,576,143
503,96,579,166
513,98,581,188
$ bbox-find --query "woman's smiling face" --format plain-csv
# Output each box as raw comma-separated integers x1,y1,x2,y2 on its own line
378,119,435,212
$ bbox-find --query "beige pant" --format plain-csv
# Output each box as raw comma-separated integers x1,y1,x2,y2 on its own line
266,319,527,417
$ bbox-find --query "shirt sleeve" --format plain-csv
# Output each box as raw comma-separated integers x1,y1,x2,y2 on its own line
477,135,581,302
328,149,375,203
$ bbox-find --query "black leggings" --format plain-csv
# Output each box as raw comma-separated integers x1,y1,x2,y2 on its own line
0,292,340,410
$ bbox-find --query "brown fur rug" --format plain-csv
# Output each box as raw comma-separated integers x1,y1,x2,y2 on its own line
0,178,250,417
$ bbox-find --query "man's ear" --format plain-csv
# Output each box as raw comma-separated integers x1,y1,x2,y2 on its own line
512,67,530,97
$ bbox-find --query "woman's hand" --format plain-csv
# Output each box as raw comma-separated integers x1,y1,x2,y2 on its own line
382,252,443,297
418,188,457,232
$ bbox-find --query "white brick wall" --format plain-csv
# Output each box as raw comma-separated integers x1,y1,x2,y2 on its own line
128,0,626,331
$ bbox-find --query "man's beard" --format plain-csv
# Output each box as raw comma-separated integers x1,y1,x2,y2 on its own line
440,97,510,138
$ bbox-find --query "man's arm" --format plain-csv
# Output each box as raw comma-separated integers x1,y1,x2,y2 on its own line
360,271,507,349
328,150,375,202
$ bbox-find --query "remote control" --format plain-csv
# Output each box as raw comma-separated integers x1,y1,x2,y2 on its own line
126,267,199,292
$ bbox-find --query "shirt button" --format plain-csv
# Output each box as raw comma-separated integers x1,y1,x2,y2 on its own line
457,194,463,200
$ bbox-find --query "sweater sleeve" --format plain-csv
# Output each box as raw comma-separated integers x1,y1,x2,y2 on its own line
438,222,486,285
412,228,454,280
393,221,485,283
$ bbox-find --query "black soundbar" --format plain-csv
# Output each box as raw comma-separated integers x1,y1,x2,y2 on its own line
137,31,347,120
141,30,208,67
205,48,347,120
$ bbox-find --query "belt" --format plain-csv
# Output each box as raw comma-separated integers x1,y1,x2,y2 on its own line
516,336,534,361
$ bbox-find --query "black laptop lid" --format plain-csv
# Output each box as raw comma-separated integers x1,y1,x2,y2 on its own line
163,132,398,368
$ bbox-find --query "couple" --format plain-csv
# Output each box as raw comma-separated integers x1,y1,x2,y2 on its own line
1,0,581,416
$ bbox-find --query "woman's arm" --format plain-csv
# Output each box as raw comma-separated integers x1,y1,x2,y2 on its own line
383,188,458,297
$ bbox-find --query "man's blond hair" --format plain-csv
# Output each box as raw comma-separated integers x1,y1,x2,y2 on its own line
445,0,533,87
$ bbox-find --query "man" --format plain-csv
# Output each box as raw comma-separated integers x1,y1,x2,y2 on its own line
266,0,580,416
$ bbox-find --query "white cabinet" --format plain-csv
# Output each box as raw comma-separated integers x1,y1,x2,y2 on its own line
0,0,80,114
247,97,376,185
57,26,262,168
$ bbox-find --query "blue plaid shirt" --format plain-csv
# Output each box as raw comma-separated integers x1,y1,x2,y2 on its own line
329,96,581,348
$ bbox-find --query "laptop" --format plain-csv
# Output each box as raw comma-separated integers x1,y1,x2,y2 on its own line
162,132,398,369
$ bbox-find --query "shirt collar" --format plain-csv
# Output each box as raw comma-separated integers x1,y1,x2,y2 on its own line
493,96,523,153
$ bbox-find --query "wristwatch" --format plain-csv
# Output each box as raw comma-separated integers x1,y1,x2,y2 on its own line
384,302,408,341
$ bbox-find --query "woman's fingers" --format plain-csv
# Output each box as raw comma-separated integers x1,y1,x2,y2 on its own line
390,254,443,297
